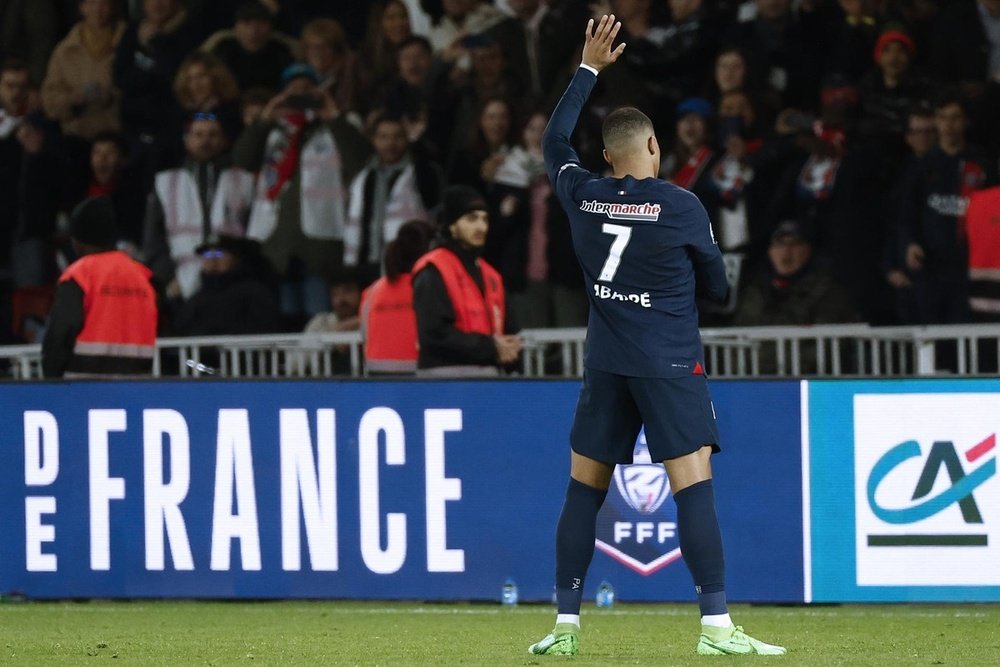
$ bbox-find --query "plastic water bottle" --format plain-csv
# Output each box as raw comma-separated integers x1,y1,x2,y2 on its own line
595,580,615,608
501,578,519,607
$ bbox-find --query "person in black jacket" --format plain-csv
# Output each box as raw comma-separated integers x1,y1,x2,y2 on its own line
207,1,295,93
895,93,994,324
174,234,280,336
65,131,146,251
42,196,158,378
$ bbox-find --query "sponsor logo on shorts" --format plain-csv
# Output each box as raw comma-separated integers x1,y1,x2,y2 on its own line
594,431,681,575
580,200,661,221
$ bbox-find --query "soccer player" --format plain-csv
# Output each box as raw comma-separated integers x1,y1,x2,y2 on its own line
528,15,786,657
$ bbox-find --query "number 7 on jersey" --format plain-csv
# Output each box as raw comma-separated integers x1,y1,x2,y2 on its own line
598,223,632,282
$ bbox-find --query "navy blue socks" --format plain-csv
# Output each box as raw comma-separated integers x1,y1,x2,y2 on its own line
554,477,608,615
674,479,728,616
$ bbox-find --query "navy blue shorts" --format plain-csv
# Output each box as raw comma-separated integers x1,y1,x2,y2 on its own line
570,367,721,465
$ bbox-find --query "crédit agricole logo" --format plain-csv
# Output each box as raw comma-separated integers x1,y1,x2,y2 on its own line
854,394,1000,587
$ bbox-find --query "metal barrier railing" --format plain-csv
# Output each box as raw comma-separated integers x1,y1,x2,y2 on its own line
2,324,998,380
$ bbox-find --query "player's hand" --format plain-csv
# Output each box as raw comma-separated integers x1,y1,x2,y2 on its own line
581,14,625,73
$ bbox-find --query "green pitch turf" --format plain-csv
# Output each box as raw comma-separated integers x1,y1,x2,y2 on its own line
2,601,998,665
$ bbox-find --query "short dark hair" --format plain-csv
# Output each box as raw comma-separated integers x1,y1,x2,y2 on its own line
385,219,432,281
328,266,361,289
302,18,349,57
602,107,654,152
907,101,933,122
242,86,273,108
398,35,432,54
0,58,29,77
368,108,406,136
235,1,272,23
91,130,127,154
932,90,966,115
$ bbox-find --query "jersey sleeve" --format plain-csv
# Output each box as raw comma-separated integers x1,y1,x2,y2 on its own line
543,66,599,202
552,163,593,203
682,191,729,302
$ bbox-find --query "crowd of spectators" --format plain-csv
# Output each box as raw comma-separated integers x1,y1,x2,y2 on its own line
1,0,999,352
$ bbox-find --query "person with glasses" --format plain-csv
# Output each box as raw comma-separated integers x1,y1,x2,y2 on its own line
170,51,242,149
174,234,280,337
881,105,935,324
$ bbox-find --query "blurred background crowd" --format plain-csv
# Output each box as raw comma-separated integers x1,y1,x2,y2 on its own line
1,0,999,347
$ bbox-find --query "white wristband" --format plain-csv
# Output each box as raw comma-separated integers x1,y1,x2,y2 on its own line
579,63,599,76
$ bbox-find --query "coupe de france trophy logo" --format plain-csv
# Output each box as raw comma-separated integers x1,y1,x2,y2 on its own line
595,430,682,575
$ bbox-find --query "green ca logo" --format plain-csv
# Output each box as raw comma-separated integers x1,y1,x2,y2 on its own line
868,435,996,526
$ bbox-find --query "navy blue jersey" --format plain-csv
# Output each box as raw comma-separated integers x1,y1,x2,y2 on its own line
543,67,728,378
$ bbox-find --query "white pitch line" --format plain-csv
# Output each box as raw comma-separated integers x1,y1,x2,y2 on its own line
0,604,989,620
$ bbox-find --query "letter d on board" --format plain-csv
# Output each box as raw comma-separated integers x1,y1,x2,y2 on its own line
24,411,59,486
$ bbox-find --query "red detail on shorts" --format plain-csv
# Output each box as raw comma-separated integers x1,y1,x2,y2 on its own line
966,434,995,462
692,361,704,375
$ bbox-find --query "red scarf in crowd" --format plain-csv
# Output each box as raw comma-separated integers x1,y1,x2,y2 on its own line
797,155,841,200
261,112,308,201
671,146,713,190
87,180,116,198
711,140,759,203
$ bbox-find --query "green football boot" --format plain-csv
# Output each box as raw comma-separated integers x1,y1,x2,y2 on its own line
528,623,580,656
696,624,787,656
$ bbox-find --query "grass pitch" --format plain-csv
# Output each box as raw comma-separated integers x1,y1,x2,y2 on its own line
2,601,998,665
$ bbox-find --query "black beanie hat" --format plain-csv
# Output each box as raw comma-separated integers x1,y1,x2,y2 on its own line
439,185,487,230
70,196,117,248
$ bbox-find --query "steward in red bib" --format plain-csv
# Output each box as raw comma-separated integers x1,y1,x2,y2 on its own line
413,248,505,335
965,186,1000,321
42,197,158,378
361,220,434,374
411,186,521,376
